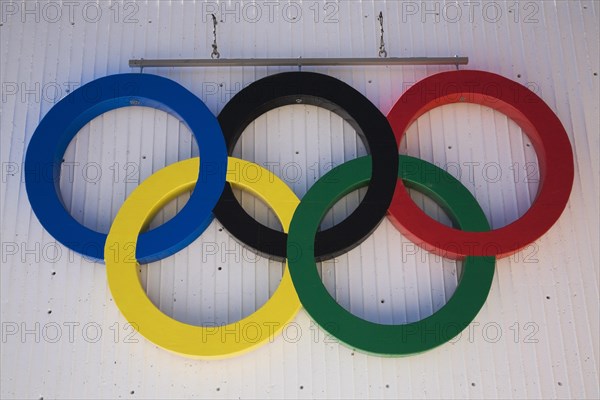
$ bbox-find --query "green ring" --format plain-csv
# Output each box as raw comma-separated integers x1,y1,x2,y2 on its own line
287,155,496,356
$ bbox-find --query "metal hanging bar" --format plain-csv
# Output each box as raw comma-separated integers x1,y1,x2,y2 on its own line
130,9,468,69
129,57,468,68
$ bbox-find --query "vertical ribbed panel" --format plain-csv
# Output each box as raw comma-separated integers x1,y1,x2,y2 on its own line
1,1,598,399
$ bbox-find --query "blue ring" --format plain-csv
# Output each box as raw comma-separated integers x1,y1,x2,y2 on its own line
25,73,227,263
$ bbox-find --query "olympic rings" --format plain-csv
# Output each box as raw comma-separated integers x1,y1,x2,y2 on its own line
24,73,228,263
24,70,574,358
387,70,574,259
214,72,399,261
105,157,301,358
287,155,495,356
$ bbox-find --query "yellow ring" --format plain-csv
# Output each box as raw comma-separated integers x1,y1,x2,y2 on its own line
104,157,301,359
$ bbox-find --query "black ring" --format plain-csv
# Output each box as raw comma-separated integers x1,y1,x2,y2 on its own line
214,72,399,261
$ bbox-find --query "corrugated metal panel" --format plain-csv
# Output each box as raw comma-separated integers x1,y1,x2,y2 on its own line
1,1,598,398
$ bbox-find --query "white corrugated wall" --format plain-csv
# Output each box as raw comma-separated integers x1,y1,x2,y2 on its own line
1,0,598,399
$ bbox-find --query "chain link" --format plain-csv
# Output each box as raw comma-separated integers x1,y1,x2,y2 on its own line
377,12,387,58
211,14,220,59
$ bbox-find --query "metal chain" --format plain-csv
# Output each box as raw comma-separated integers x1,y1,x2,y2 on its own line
211,14,220,59
377,12,387,58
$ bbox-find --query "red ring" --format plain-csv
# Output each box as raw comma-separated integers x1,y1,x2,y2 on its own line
387,70,574,259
